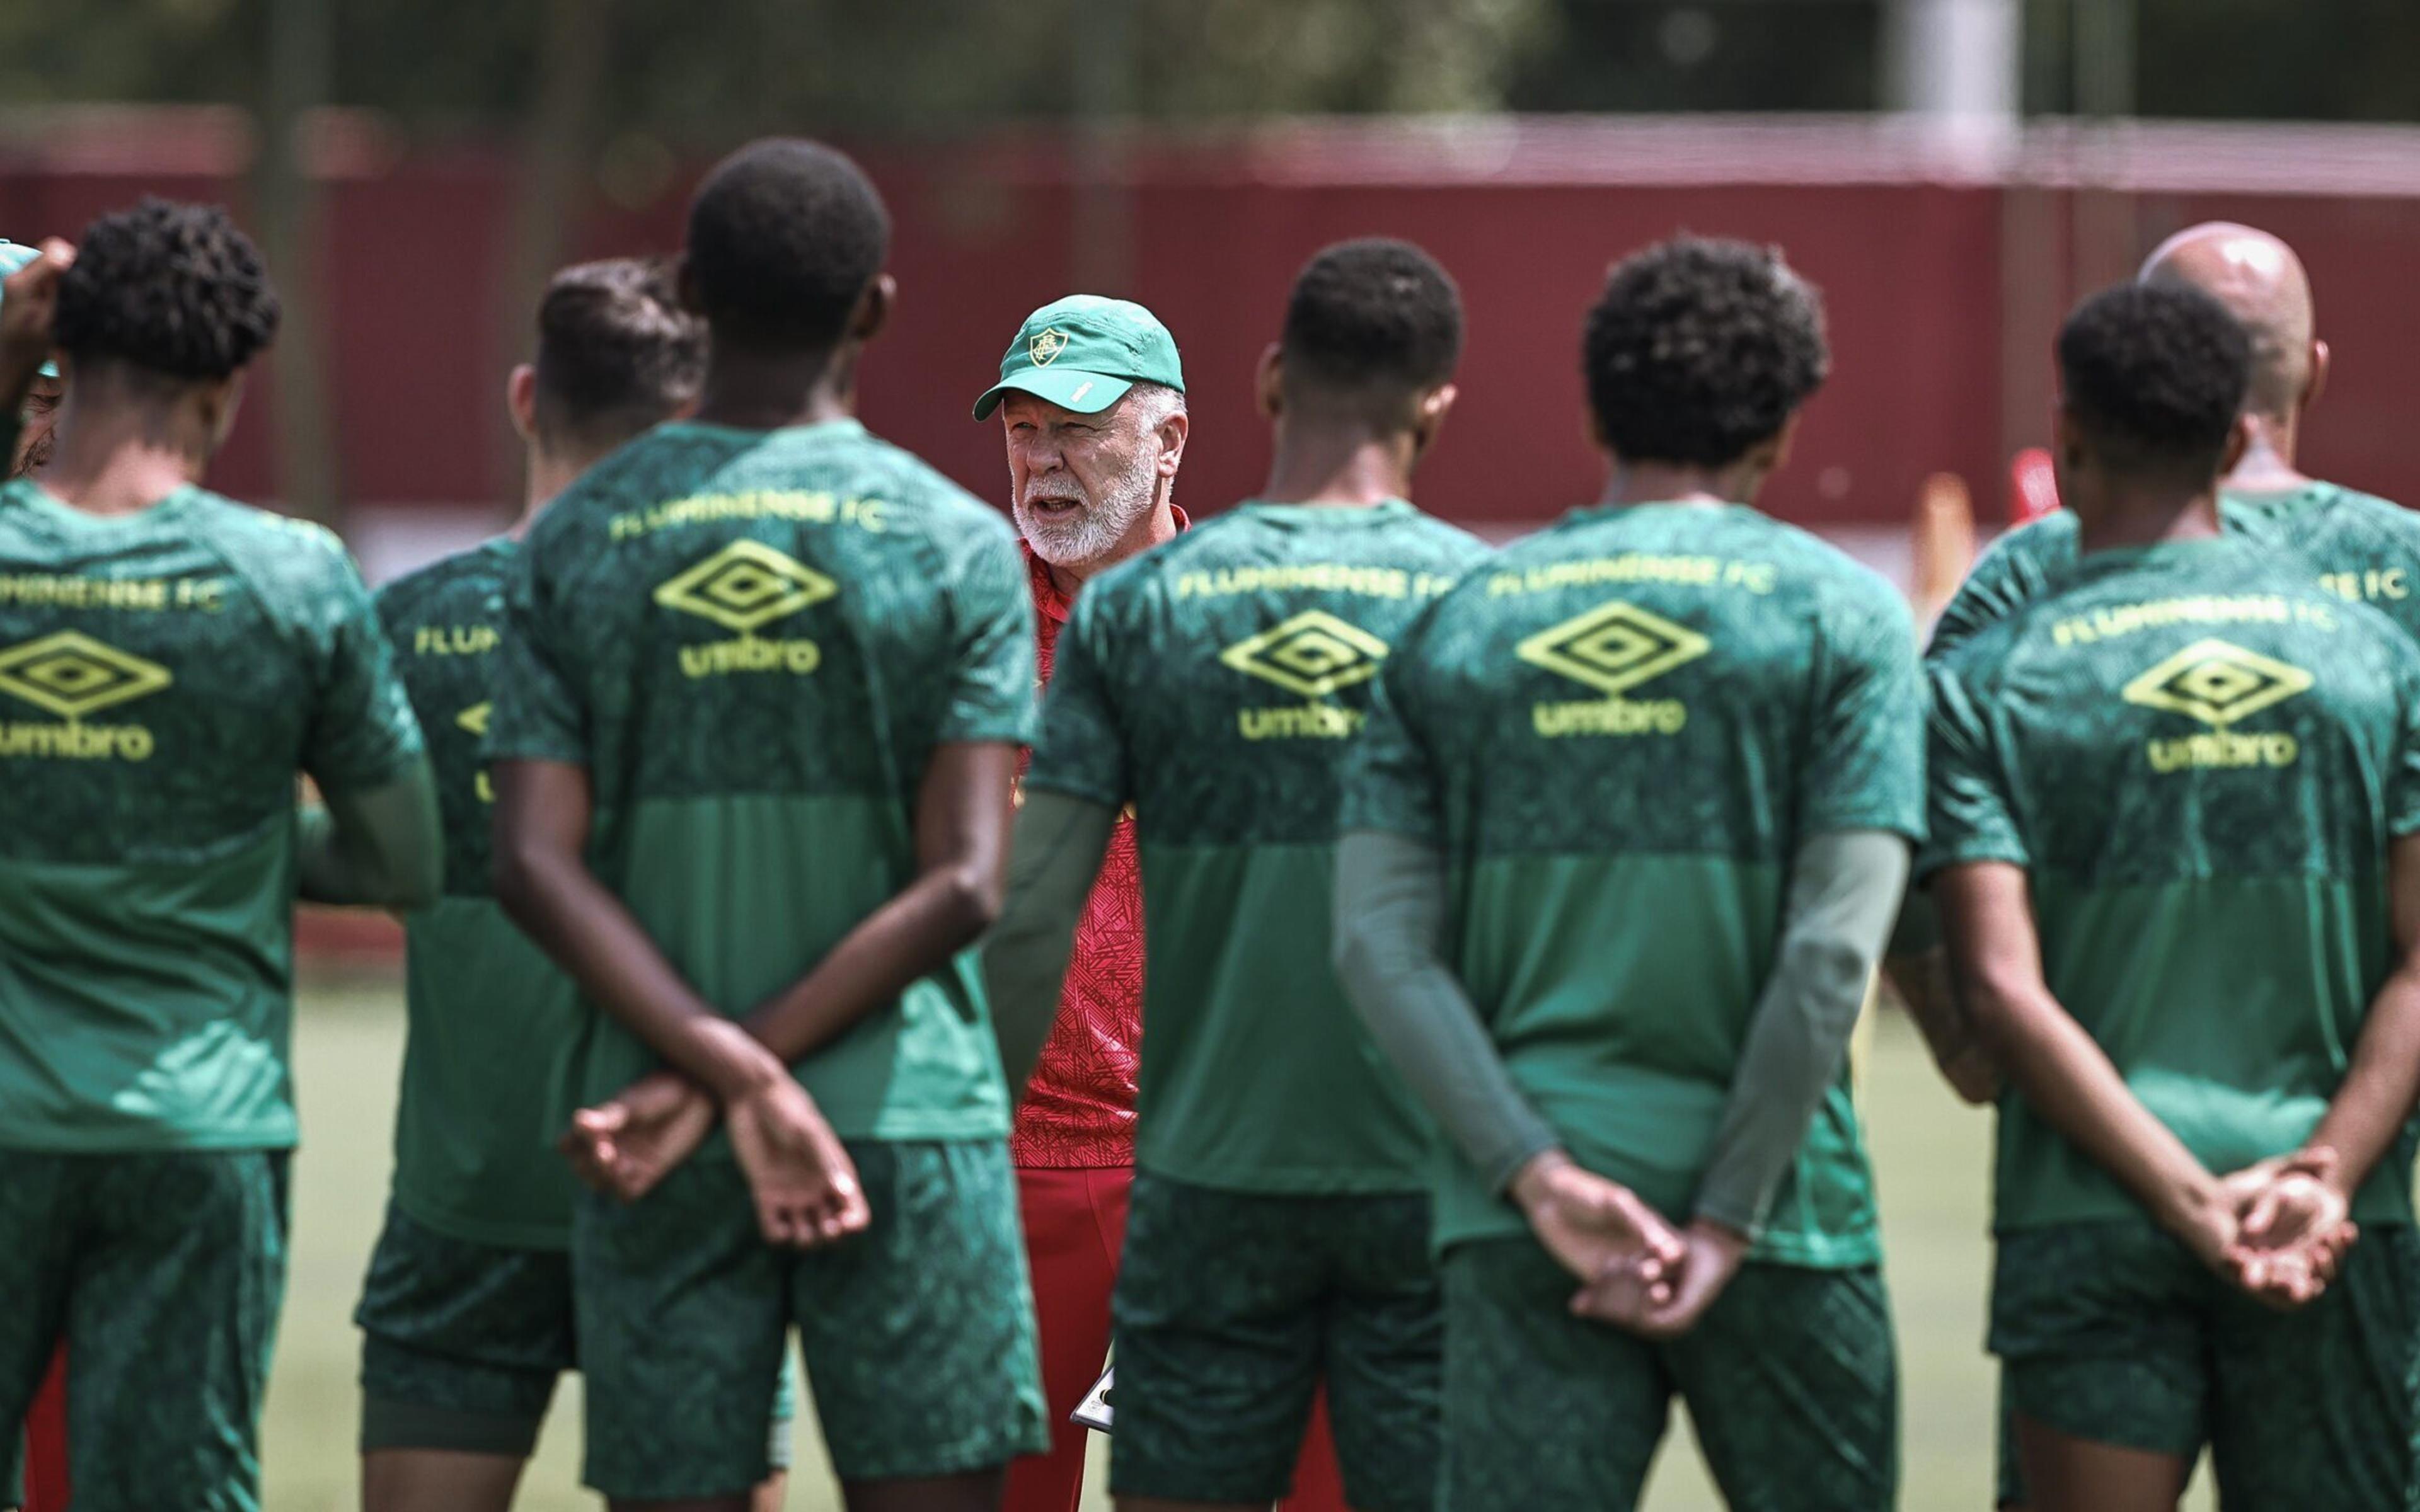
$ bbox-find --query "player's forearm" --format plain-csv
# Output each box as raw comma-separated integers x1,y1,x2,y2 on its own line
980,793,1117,1100
1694,831,1907,1237
1884,937,2001,1106
738,856,1006,1066
293,757,444,910
1333,830,1560,1194
1973,976,2219,1232
2307,963,2420,1195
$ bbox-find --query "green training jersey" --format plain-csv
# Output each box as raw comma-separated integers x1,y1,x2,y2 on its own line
1344,501,1925,1263
377,537,585,1248
1923,536,2420,1232
1930,481,2420,661
1027,499,1488,1194
485,419,1035,1145
0,482,423,1153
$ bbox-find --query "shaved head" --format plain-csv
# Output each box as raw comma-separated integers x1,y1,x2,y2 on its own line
2139,222,2317,425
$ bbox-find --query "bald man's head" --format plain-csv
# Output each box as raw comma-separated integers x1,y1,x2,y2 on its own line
2139,222,2321,427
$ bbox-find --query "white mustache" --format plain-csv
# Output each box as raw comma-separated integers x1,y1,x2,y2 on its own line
1020,488,1086,508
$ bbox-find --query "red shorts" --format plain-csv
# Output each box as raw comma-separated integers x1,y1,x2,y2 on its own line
1003,1165,1345,1512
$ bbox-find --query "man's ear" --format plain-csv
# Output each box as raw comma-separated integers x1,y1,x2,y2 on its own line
2220,411,2253,477
1412,382,1458,455
507,364,539,444
1156,406,1189,480
851,273,896,344
1254,343,1283,421
2304,337,2330,413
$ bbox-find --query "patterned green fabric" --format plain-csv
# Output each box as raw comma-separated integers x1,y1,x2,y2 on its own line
1108,1171,1441,1511
1343,501,1923,1261
0,1148,290,1512
1928,481,2420,662
355,1200,579,1442
1925,537,2420,1230
0,483,422,1152
1438,1237,1897,1512
573,1137,1044,1499
376,539,585,1247
1994,1220,2420,1506
484,419,1035,1142
1027,500,1487,1193
354,1200,799,1460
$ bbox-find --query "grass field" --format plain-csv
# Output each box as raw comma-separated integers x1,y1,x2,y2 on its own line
264,971,2216,1511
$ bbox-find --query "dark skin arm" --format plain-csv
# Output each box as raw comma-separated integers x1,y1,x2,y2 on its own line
550,743,1020,1201
2290,834,2420,1210
491,758,869,1246
1935,860,2240,1267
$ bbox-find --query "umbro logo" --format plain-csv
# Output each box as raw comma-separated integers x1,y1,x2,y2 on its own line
1516,600,1708,697
654,540,838,635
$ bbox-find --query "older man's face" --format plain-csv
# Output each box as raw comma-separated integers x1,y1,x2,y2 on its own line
11,372,63,478
1001,389,1167,568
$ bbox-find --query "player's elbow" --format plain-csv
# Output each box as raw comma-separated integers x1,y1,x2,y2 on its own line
488,823,553,932
932,860,1005,946
389,846,443,913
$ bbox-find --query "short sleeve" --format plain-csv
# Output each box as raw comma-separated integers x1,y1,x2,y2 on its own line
1799,585,1926,842
1927,521,2063,663
1341,627,1444,845
1918,659,2031,877
1025,588,1131,808
484,536,589,765
303,549,425,792
936,526,1039,745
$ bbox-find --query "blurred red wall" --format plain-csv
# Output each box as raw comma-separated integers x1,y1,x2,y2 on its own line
5,117,2419,533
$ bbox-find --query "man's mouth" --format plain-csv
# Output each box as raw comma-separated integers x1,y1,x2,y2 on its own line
1023,494,1085,519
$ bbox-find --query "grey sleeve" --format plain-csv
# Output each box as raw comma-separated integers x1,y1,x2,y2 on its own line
1333,829,1560,1194
1693,829,1911,1236
294,755,445,910
982,791,1118,1102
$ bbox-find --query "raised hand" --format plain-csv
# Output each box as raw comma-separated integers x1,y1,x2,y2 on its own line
560,1069,717,1200
0,239,71,391
1570,1218,1750,1339
1511,1150,1686,1305
725,1075,872,1249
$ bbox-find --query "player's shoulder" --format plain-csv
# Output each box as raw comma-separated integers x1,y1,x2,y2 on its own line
2315,481,2420,547
180,490,371,608
374,537,514,624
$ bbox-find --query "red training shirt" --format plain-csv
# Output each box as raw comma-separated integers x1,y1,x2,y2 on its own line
1008,513,1185,1167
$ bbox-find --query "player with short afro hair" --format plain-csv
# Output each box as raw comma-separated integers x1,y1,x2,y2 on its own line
1279,237,1463,413
1582,235,1828,468
53,197,280,383
683,138,889,351
2055,280,2251,481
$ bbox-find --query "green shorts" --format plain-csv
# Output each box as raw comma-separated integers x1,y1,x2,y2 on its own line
356,1202,798,1463
1439,1237,1896,1512
1108,1172,1441,1512
573,1138,1045,1501
0,1147,290,1512
1992,1219,2420,1508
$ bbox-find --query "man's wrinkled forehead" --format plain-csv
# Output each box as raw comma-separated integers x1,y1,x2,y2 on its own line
1000,387,1136,430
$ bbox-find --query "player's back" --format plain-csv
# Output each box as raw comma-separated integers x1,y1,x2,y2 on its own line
1930,479,2420,660
376,539,584,1243
1030,499,1487,1193
1928,534,2420,1232
1380,501,1921,1256
488,418,1034,1142
0,480,420,1150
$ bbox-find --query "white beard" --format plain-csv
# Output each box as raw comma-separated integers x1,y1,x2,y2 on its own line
1015,468,1159,568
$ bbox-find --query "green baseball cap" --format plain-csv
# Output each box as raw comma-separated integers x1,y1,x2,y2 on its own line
972,294,1184,421
0,241,60,379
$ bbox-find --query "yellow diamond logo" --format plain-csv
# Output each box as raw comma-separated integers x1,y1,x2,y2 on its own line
1516,600,1710,697
2123,638,2312,727
0,631,172,719
456,702,492,737
1219,610,1390,699
1029,328,1070,367
654,540,838,634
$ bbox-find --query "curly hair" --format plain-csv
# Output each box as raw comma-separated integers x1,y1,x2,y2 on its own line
686,138,889,350
1281,238,1463,399
54,198,280,381
1582,236,1828,467
533,257,706,448
2058,282,2250,480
